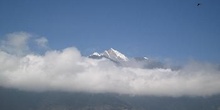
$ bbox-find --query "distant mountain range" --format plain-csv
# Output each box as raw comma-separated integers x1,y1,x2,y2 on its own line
89,48,166,69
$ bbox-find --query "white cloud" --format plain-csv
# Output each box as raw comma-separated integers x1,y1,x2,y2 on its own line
0,32,31,55
0,32,220,97
35,37,48,48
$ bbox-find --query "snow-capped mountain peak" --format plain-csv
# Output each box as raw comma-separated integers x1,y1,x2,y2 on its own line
88,48,166,69
91,52,101,57
102,48,128,61
89,48,128,62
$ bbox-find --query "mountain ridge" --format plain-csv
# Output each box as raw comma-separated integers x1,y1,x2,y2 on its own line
88,48,167,69
89,48,130,62
89,48,150,62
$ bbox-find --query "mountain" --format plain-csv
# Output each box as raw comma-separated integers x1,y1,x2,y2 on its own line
89,48,129,62
89,48,167,69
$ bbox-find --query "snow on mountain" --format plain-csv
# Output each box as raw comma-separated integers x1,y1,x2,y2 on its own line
88,52,102,59
91,52,101,57
102,48,128,61
88,48,167,69
89,48,128,62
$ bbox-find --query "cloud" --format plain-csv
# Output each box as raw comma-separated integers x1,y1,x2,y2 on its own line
35,37,48,48
0,32,220,97
0,32,31,55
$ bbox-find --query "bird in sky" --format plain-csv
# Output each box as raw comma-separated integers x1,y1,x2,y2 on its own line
197,3,201,6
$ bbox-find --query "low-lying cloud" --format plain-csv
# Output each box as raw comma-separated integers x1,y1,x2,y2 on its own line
0,32,220,97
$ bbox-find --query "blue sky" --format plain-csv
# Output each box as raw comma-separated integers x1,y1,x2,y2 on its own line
0,0,220,62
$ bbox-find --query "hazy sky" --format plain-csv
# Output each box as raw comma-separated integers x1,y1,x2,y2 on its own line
0,0,220,61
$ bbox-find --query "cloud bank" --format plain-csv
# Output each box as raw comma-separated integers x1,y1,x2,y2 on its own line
0,32,220,97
